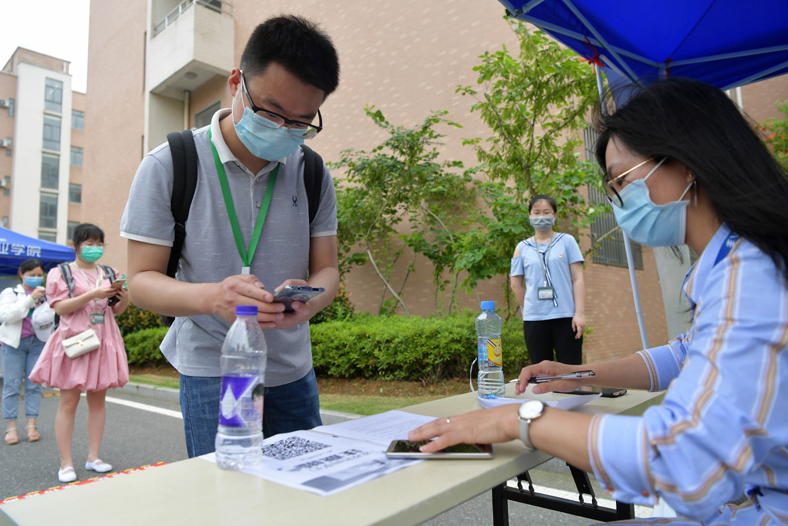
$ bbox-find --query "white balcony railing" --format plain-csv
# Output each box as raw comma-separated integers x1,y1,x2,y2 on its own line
152,0,233,39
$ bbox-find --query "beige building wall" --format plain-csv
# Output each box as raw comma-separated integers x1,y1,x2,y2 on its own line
0,72,15,224
84,1,788,363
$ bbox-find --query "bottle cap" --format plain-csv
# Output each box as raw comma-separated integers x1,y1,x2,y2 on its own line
235,305,258,317
480,301,495,310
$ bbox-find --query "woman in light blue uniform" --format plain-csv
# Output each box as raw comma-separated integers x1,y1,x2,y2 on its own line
510,195,586,365
411,78,788,525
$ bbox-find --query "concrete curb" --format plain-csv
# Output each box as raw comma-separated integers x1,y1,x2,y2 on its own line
118,381,362,423
118,381,180,404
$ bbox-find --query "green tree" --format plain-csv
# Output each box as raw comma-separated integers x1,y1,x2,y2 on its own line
453,19,605,314
332,107,473,316
761,101,788,173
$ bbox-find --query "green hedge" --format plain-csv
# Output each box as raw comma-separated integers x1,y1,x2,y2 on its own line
123,327,169,366
311,314,528,383
122,313,530,384
116,303,163,336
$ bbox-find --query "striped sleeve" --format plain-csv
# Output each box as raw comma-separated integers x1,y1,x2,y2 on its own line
590,241,788,521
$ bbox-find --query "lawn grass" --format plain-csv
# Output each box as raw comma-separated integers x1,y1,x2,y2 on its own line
318,394,447,416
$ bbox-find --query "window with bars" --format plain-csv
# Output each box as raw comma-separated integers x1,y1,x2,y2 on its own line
584,126,643,270
70,146,83,167
41,153,59,190
39,194,58,229
69,183,82,204
43,115,61,151
72,110,85,130
45,78,63,113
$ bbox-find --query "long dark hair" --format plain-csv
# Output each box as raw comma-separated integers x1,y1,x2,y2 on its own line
594,77,788,280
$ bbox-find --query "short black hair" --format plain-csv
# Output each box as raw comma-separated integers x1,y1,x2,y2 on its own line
240,15,340,98
594,77,788,280
72,223,104,247
18,258,43,277
529,195,557,213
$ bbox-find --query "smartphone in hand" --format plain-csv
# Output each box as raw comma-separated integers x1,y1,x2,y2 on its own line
272,285,325,312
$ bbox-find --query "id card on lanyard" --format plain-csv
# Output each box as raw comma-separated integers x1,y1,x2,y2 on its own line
209,128,279,275
532,234,555,301
76,266,106,324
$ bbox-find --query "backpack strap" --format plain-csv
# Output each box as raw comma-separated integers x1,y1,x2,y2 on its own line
58,262,75,298
300,144,324,224
161,129,198,328
166,129,199,280
99,264,116,283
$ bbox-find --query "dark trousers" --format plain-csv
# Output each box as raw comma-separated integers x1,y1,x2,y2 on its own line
523,318,583,365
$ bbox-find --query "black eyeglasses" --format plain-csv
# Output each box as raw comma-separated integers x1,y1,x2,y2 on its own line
240,71,323,139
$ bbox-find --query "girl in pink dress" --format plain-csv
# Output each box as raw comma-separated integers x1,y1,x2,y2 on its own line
30,223,129,484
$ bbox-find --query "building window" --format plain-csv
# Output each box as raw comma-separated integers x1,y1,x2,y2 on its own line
39,194,58,229
45,78,63,113
38,232,56,242
584,126,643,270
72,110,85,130
69,183,82,204
41,153,60,190
1,216,8,227
70,146,83,167
67,221,79,241
195,101,221,129
43,115,61,151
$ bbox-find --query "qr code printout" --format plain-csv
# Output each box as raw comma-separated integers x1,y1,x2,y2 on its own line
263,436,331,461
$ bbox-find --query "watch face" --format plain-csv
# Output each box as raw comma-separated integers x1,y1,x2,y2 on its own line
519,400,545,420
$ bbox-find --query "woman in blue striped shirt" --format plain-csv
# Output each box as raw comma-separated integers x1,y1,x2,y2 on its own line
410,77,788,525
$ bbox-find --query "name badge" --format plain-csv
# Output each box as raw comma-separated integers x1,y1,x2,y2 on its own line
90,313,105,324
537,287,555,300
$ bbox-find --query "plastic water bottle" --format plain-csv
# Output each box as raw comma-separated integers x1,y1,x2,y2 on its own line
476,301,505,399
215,305,267,470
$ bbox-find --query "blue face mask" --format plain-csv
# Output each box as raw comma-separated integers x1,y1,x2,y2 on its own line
529,216,555,232
233,102,304,162
612,158,693,247
23,276,44,288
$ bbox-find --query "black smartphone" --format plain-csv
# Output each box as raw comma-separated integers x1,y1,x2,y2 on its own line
272,285,325,312
564,386,627,397
385,440,494,460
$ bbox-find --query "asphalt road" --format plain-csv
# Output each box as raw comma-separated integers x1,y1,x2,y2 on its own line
1,382,647,525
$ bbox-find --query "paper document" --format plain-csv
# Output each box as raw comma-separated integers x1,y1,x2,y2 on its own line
202,430,419,497
476,393,600,411
313,410,438,446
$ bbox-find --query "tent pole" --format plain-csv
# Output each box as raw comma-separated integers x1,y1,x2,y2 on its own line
594,67,649,349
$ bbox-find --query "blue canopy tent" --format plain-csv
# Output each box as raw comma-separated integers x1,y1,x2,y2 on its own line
0,227,75,277
494,0,788,349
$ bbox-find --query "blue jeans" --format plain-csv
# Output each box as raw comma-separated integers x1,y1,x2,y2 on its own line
2,335,45,421
179,368,322,458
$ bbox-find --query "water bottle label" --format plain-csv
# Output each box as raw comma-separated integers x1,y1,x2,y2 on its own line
219,375,264,428
478,338,502,367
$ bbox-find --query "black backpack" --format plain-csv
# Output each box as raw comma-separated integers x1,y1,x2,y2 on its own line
54,263,117,327
161,130,325,327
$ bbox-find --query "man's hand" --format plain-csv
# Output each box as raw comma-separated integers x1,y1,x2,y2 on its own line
265,279,314,330
210,274,286,326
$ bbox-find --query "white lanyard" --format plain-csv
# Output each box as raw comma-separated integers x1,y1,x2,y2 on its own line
75,265,103,315
531,234,554,287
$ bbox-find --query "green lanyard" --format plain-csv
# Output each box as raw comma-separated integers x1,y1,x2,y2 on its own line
208,129,279,274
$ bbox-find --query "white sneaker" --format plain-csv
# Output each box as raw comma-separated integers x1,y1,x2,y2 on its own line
58,466,77,483
84,459,113,473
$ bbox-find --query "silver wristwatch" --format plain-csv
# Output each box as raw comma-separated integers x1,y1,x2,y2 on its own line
518,400,546,449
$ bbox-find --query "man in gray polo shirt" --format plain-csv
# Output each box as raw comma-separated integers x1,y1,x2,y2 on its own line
120,15,340,458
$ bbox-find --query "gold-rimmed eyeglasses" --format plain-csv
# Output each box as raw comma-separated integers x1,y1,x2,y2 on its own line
603,157,656,207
